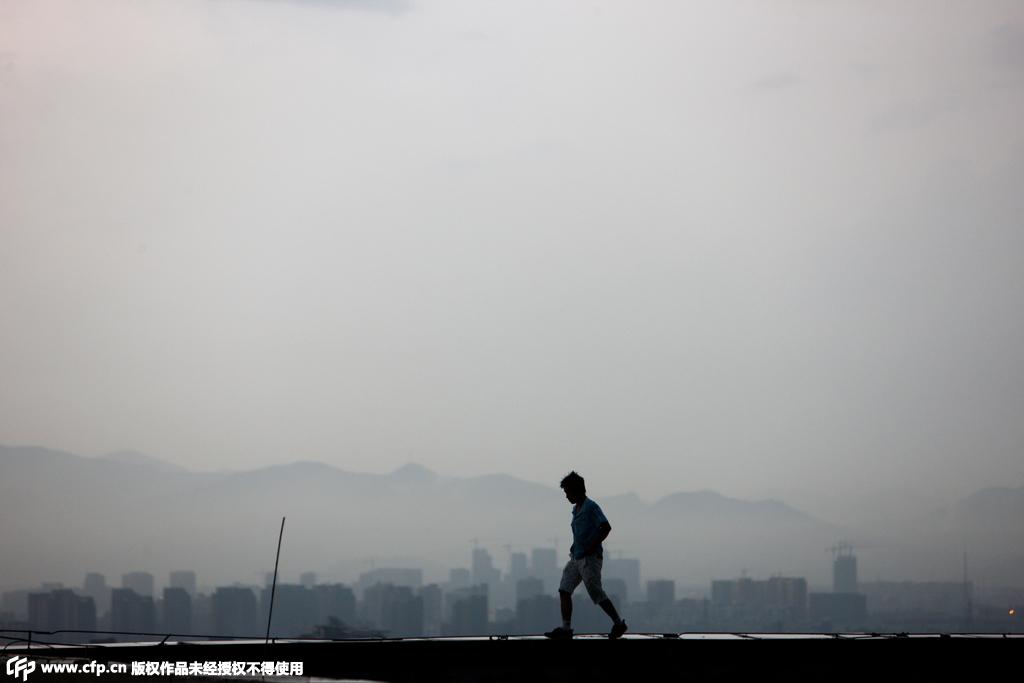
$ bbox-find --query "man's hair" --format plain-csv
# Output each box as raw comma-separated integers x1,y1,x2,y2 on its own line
560,471,586,494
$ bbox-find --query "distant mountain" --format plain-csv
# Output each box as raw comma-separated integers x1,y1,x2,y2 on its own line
100,450,189,474
952,485,1024,528
1,444,83,467
389,462,439,484
652,490,816,523
1,445,1019,592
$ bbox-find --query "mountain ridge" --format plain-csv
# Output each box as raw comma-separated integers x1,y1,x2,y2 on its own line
2,444,1020,589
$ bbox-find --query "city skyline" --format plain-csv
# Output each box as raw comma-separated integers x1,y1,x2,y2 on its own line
5,542,1016,642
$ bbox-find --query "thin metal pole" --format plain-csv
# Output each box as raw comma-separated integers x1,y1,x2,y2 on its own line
265,517,286,646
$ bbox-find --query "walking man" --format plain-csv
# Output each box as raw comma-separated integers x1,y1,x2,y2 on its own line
545,470,628,639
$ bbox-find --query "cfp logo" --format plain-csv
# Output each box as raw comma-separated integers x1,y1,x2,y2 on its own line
5,657,35,681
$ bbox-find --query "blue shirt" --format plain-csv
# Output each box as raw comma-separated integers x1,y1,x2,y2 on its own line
570,497,610,559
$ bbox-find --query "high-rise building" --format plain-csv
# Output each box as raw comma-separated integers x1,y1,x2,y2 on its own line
447,568,471,591
191,592,213,634
604,578,628,606
356,569,422,597
419,584,443,636
362,584,423,637
647,580,676,606
711,580,736,607
161,587,192,635
530,548,559,593
122,572,154,598
571,592,612,633
447,585,487,636
736,577,760,606
1,590,30,621
605,558,642,603
515,578,544,604
471,548,501,615
515,595,558,635
260,584,317,638
508,553,528,582
313,584,356,627
809,592,867,628
211,587,258,638
26,592,47,631
708,575,809,628
83,573,110,616
859,580,972,617
300,572,317,589
472,548,501,589
169,571,196,597
110,588,156,638
764,577,808,622
27,590,96,635
834,554,858,594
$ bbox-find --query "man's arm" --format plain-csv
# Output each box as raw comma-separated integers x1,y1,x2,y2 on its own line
583,521,611,557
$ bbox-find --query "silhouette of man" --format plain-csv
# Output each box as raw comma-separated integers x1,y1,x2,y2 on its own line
545,471,628,639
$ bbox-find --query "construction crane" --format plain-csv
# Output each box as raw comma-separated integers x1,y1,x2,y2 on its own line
827,541,873,560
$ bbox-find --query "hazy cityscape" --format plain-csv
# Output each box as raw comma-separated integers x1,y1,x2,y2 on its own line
3,538,1021,645
2,443,1022,645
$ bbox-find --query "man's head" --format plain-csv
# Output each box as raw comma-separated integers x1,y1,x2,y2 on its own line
560,471,586,505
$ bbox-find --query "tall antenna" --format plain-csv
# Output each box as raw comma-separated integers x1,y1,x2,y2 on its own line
265,517,286,646
963,550,973,628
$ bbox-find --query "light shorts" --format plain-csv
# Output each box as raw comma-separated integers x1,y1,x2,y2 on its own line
558,555,608,604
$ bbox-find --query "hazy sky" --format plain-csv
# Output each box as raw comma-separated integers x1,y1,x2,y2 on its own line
2,0,1022,523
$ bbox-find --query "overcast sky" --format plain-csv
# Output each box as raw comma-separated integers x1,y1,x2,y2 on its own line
2,0,1022,524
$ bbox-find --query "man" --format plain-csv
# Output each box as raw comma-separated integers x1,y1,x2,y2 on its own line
545,470,628,639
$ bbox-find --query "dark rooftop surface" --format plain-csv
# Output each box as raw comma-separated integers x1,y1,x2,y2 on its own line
3,634,1019,681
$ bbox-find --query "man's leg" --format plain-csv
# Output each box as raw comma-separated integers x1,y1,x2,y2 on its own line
559,590,573,628
598,597,622,624
545,559,581,637
580,556,627,638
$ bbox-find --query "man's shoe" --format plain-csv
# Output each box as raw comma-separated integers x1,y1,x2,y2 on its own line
544,626,573,639
608,621,628,639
